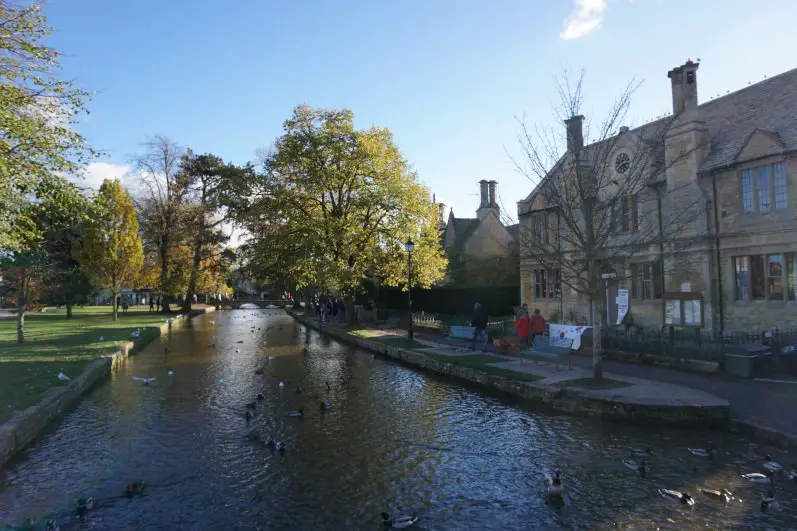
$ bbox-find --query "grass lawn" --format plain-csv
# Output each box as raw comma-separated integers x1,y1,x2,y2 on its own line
555,377,631,390
0,306,170,423
425,353,542,382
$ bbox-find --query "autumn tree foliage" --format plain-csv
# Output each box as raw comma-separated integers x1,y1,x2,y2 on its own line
76,179,144,321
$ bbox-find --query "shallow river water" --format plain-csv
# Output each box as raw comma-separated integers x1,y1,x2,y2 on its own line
1,310,796,530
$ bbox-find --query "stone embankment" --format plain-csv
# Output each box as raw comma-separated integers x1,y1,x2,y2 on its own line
288,311,731,427
0,310,212,469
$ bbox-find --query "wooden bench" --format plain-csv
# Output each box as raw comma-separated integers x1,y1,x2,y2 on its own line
524,335,574,369
449,325,476,341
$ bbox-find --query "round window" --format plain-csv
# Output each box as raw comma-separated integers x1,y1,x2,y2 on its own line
615,153,631,174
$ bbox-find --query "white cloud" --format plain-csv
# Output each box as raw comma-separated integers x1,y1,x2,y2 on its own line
69,161,133,191
561,0,607,40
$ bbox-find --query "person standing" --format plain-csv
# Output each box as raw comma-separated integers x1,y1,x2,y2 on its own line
470,303,489,352
530,309,546,345
149,297,155,312
514,306,530,346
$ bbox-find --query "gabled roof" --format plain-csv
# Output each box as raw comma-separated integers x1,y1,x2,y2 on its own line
519,65,797,213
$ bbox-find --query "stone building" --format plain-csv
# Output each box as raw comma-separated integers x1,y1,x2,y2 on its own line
517,60,797,333
438,180,518,285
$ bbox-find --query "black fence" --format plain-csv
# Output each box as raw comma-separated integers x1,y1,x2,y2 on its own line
600,327,797,363
377,285,519,316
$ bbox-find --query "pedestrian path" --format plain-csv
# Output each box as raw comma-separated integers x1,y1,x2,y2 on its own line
352,325,728,408
396,326,797,442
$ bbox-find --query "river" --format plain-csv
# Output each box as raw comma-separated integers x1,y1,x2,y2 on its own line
0,310,795,530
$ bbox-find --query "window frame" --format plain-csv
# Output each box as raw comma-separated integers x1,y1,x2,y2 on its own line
739,162,789,214
733,253,797,302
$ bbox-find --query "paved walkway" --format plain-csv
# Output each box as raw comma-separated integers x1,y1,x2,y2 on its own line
397,327,797,440
348,326,728,409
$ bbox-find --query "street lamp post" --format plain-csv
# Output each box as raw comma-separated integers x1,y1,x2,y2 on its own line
601,272,617,326
405,239,415,340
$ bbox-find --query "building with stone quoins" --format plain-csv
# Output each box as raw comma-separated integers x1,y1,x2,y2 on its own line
517,60,797,334
437,180,518,285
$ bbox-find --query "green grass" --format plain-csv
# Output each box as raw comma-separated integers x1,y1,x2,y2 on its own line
555,377,631,390
0,306,171,423
425,353,542,382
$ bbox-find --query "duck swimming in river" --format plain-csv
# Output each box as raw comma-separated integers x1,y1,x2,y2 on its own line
761,490,778,511
76,497,94,518
688,447,714,458
285,409,304,417
320,401,333,411
545,470,564,504
763,455,783,474
381,512,418,529
257,393,265,401
622,459,647,477
742,472,772,484
699,488,732,502
126,481,145,498
659,488,695,506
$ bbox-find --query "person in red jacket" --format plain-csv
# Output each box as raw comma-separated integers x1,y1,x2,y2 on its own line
530,309,546,344
514,305,530,345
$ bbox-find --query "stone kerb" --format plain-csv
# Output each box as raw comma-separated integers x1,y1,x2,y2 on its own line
287,311,730,426
0,311,205,469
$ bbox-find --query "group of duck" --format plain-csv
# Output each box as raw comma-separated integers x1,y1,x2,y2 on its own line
600,446,794,511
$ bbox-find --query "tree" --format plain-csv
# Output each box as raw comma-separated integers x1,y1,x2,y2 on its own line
179,152,250,312
76,179,144,321
132,136,188,313
0,177,90,342
0,1,96,251
242,105,447,323
514,72,705,379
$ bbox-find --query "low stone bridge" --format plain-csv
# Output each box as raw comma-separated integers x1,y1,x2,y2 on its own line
220,300,292,309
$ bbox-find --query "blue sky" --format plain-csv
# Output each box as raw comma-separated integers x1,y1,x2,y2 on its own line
48,0,797,224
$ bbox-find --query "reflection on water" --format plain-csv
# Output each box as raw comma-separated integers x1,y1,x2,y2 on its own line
1,310,795,530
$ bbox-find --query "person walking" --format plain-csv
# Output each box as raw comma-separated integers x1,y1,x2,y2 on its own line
149,297,155,312
530,309,546,345
470,303,489,352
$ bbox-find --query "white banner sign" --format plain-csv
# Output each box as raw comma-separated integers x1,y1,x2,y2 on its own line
549,324,592,350
616,288,629,325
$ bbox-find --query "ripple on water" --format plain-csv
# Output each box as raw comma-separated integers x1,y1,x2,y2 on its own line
1,310,796,530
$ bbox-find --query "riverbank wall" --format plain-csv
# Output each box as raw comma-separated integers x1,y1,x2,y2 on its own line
0,309,214,470
288,311,730,428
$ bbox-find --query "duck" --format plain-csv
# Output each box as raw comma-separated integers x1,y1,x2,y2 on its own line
699,488,732,502
761,490,778,512
44,520,60,531
320,401,333,411
278,381,285,389
131,376,156,385
125,481,145,498
763,455,783,474
742,472,772,484
76,496,94,518
688,447,715,458
257,393,265,401
245,401,257,410
622,459,647,477
266,437,285,453
58,372,70,381
545,470,564,503
380,512,418,529
284,409,304,418
788,467,797,481
659,488,695,506
631,447,653,457
236,349,240,353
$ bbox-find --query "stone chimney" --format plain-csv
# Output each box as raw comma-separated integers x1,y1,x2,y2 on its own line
488,180,498,207
667,59,699,115
437,202,446,227
478,179,489,208
564,115,584,153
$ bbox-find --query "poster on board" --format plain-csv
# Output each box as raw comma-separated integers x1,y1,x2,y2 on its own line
549,324,592,350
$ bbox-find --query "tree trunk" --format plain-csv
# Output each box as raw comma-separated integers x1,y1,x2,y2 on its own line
588,260,603,380
16,303,25,345
66,303,73,319
112,292,119,322
159,241,171,314
183,238,203,313
344,296,359,327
